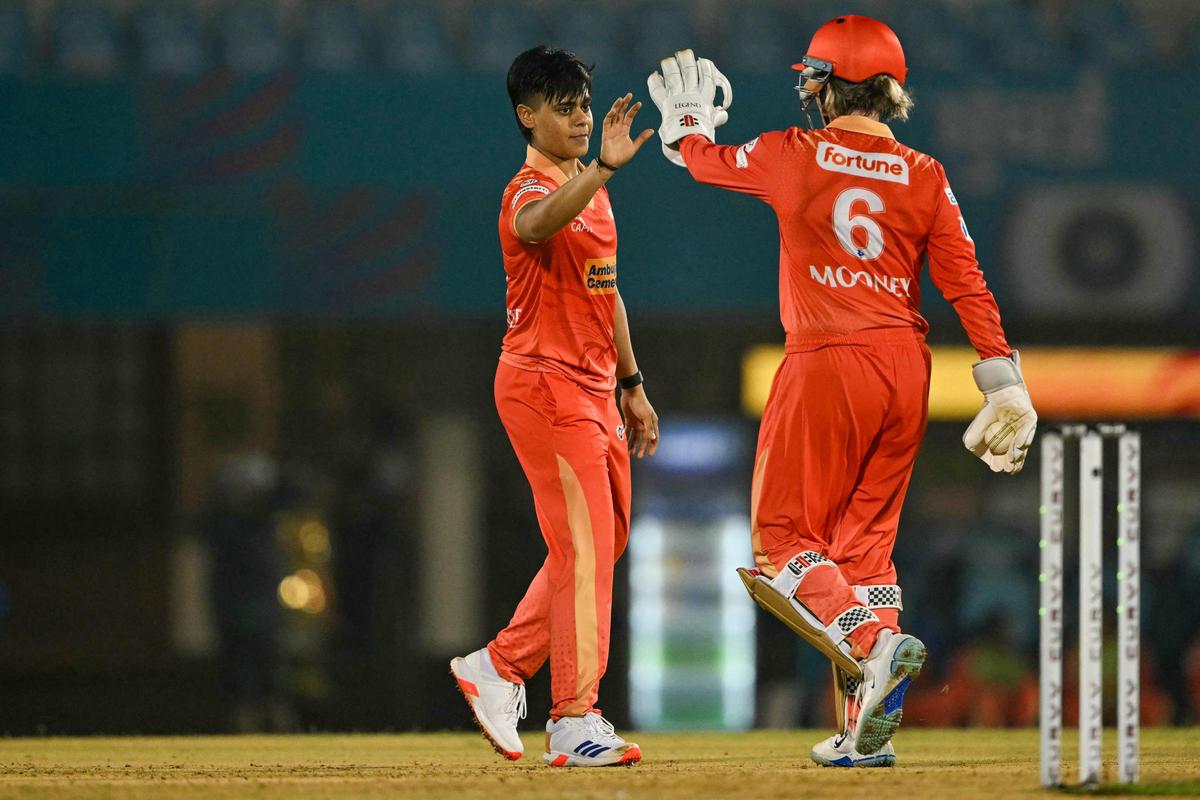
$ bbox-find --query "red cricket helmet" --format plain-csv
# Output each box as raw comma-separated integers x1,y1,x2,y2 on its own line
792,15,907,86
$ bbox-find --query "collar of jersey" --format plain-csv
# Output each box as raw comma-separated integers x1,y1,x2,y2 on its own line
826,115,895,140
525,145,595,211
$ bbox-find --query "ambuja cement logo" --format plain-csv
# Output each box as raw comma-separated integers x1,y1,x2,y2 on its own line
817,142,909,185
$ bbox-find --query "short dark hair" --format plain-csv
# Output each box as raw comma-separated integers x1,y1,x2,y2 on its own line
506,45,593,143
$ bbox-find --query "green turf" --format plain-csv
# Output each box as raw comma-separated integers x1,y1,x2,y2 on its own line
1,728,1197,799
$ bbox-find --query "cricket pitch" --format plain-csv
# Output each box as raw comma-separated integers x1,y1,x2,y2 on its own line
2,728,1198,799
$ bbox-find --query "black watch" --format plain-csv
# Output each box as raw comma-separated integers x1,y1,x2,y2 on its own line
618,371,643,390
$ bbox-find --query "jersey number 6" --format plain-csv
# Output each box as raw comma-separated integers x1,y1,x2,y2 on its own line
833,187,885,261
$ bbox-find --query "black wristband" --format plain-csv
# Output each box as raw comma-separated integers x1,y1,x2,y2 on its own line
618,371,643,390
596,156,619,173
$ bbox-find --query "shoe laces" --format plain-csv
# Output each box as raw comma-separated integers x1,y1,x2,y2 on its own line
503,682,527,723
582,712,617,742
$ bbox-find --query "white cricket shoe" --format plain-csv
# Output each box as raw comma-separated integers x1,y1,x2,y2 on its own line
854,630,926,755
810,731,896,767
450,648,526,760
543,711,642,767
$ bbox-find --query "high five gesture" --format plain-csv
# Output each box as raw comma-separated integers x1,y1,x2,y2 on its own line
598,93,655,171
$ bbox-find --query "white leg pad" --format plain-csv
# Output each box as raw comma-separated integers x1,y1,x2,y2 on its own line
771,552,878,649
729,566,864,681
736,552,876,680
768,550,835,599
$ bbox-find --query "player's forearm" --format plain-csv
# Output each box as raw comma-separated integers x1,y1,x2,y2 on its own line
614,291,639,379
680,134,728,181
929,251,1010,358
953,296,1011,359
514,163,614,243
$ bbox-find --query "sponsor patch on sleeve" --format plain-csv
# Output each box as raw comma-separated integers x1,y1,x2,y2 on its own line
735,136,760,169
945,186,958,205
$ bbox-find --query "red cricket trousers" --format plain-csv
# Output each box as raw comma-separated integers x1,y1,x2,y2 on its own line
751,329,931,642
487,362,631,719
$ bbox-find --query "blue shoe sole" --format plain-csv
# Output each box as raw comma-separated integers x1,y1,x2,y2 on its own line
856,636,926,755
811,751,896,768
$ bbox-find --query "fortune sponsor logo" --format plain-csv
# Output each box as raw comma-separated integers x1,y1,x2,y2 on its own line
816,142,909,184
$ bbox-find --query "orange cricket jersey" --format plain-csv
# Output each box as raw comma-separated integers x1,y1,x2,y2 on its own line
498,146,619,395
679,117,1010,358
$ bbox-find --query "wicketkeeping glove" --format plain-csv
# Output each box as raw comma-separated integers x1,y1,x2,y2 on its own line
962,351,1038,474
647,49,731,167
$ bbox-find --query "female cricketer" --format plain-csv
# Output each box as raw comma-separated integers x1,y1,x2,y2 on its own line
451,45,657,768
647,17,1037,766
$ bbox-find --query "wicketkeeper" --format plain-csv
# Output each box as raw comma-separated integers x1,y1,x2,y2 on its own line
647,15,1037,766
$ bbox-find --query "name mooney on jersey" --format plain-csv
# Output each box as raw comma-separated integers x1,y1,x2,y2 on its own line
817,142,909,185
585,257,617,294
809,264,912,298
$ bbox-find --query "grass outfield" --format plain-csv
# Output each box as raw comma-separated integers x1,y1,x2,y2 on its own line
1,729,1198,799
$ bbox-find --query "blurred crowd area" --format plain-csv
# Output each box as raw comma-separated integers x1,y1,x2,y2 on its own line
1,0,1200,79
1,323,1198,735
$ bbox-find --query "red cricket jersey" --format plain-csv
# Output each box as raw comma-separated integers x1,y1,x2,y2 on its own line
679,116,1009,358
498,146,619,394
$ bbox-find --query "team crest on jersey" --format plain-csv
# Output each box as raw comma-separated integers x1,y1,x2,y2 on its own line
816,142,909,185
583,256,617,294
945,186,959,205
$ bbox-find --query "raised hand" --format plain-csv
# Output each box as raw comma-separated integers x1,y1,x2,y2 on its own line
647,49,734,166
598,93,655,170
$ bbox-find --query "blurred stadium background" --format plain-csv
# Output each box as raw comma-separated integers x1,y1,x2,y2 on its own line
0,0,1198,738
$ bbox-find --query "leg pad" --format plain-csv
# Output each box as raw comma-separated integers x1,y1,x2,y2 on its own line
737,567,863,681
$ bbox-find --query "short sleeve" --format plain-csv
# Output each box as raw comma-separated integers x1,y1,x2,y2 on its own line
500,174,557,242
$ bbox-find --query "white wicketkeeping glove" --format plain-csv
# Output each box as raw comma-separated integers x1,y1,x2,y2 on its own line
962,351,1038,474
647,49,731,167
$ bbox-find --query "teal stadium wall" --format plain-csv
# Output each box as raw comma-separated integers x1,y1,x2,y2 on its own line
1,66,1196,321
